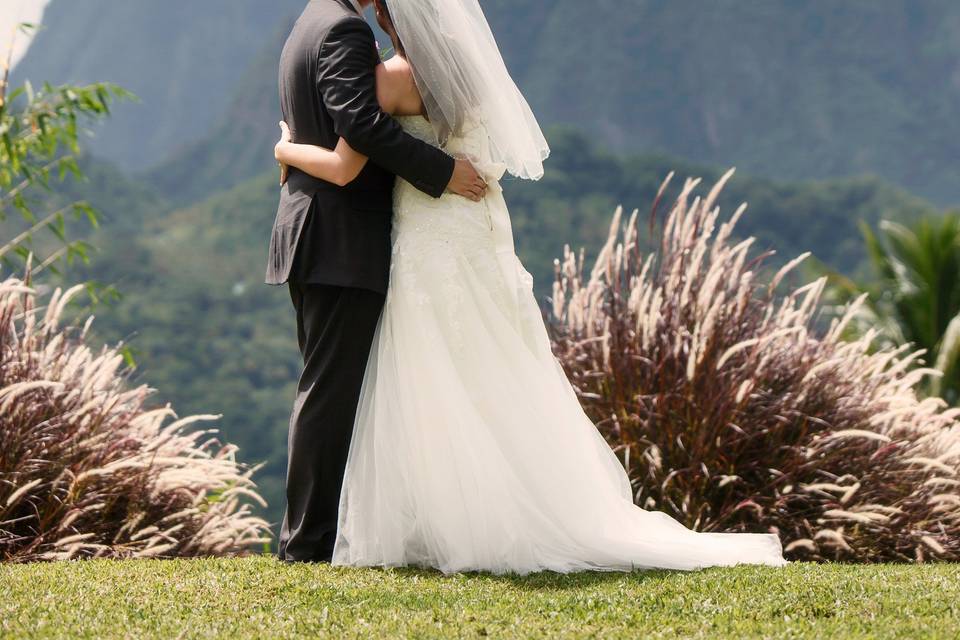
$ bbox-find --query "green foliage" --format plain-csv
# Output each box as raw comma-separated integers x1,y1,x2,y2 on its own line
827,214,960,404
2,558,960,638
0,53,130,275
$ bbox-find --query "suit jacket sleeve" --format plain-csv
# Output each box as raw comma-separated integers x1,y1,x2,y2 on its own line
317,17,455,198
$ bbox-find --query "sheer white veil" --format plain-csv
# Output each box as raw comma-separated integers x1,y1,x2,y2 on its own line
385,0,550,180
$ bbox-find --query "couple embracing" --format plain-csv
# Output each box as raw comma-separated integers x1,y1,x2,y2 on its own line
265,0,786,575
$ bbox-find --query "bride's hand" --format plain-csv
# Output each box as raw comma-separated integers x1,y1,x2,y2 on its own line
275,121,292,186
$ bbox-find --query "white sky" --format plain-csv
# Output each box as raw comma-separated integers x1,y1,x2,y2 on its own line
0,0,51,70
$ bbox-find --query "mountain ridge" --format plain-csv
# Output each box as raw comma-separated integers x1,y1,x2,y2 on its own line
12,0,306,171
14,1,960,204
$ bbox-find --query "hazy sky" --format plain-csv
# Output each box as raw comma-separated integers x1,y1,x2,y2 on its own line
0,0,51,69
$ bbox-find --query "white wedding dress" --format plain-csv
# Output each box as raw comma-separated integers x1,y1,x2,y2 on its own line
331,115,787,575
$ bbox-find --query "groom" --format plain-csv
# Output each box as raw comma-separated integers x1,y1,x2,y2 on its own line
265,0,487,563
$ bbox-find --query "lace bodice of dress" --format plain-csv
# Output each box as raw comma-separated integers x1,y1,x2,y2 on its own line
391,115,505,239
395,115,506,183
388,113,530,333
395,114,439,148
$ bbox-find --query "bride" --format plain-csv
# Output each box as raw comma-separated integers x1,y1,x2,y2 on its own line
274,0,787,575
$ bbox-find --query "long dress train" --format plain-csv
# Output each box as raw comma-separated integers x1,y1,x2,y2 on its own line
331,115,787,575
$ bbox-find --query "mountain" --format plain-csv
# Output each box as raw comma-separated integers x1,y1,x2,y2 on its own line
16,0,960,205
12,0,306,171
142,21,294,207
143,11,394,207
485,0,960,205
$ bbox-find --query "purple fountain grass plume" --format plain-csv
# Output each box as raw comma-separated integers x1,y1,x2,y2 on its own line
550,169,960,562
0,267,272,562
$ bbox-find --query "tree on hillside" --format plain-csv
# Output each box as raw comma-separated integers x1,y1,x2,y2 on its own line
1,24,130,281
827,214,960,405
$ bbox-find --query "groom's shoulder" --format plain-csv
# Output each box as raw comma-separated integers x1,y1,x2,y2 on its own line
297,7,371,51
320,14,376,55
300,0,367,31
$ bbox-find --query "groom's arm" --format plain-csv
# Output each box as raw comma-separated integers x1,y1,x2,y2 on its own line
318,17,453,198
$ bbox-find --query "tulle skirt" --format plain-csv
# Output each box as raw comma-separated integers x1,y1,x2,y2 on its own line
331,186,787,575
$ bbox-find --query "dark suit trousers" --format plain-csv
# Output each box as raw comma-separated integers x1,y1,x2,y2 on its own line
277,280,385,562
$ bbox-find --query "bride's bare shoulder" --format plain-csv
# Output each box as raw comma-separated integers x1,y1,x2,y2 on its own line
376,56,421,116
377,56,416,95
383,55,413,76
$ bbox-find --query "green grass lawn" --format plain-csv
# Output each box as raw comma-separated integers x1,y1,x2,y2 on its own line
1,557,958,639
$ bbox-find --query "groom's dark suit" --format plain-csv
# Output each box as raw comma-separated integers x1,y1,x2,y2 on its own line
266,0,454,562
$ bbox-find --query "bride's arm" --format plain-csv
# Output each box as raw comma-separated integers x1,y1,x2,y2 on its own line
274,122,367,187
275,58,422,187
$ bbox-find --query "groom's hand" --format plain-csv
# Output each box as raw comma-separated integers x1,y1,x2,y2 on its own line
446,159,487,202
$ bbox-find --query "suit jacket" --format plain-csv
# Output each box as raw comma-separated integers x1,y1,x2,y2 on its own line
264,0,454,293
